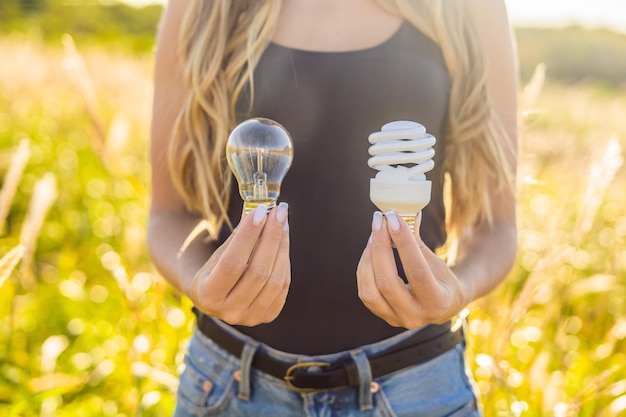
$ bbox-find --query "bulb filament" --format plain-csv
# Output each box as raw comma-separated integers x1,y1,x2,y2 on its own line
252,147,269,201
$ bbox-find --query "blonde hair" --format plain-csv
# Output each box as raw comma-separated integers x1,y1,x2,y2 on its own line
170,0,282,235
170,0,515,239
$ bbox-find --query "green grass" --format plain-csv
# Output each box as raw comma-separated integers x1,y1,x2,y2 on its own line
1,36,625,416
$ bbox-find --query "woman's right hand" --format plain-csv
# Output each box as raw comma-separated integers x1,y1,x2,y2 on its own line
187,202,291,327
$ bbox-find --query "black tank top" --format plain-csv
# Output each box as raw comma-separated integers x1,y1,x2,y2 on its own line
218,21,450,354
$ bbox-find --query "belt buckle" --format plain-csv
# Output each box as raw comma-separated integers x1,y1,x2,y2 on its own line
284,361,330,393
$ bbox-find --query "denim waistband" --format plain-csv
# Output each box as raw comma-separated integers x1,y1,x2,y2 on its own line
204,313,441,364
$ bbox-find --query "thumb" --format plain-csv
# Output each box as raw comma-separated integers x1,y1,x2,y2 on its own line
239,202,247,222
412,211,423,241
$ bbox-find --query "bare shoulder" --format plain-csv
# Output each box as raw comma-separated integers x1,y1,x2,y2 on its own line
464,0,513,43
465,0,518,162
150,0,192,212
463,0,517,86
155,0,189,63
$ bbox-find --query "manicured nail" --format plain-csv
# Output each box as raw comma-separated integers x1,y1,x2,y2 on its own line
275,202,289,224
386,211,400,231
372,211,383,231
253,204,268,225
283,218,289,232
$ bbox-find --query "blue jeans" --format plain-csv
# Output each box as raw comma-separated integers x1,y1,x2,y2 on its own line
173,319,481,417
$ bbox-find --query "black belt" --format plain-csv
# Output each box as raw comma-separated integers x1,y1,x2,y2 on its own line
193,309,464,392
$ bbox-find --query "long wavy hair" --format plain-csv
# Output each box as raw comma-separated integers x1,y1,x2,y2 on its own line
169,0,515,239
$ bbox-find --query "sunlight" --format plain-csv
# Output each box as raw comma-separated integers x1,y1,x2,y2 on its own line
505,0,626,32
121,0,626,33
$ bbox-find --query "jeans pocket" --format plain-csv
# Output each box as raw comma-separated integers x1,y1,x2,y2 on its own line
446,400,480,417
174,334,239,416
374,346,479,417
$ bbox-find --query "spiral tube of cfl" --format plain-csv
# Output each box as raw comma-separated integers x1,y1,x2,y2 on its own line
367,121,435,180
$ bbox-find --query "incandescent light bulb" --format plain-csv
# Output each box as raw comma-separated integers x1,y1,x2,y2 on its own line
368,121,436,231
226,118,294,213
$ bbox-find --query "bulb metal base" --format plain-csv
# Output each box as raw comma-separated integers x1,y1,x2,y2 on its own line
400,215,417,233
243,200,277,215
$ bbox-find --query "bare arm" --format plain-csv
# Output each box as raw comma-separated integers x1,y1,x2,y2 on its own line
448,0,518,301
357,0,518,328
147,0,291,326
147,0,209,295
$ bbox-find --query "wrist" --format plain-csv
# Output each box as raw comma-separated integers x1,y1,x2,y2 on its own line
459,277,476,308
450,265,477,307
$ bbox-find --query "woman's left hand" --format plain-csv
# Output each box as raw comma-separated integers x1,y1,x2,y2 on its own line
357,211,473,329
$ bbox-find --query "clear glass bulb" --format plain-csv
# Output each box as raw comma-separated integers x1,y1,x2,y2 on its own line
226,118,294,213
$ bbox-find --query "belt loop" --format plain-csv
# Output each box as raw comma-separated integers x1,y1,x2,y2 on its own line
349,349,373,411
238,341,259,401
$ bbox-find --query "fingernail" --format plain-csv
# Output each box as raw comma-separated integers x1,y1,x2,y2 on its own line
253,204,268,225
275,202,289,224
283,218,289,232
386,211,400,231
372,211,383,231
368,233,372,245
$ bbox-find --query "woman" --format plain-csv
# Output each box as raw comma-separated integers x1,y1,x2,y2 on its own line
148,0,518,415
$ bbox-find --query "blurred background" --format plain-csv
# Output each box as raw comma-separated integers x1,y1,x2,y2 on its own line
0,0,625,416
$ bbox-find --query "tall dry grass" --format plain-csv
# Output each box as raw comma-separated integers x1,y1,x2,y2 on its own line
466,64,626,416
0,139,30,234
0,35,625,416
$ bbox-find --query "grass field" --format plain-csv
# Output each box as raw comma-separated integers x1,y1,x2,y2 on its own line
1,35,625,416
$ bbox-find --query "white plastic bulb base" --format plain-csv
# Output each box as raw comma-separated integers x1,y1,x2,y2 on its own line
370,179,431,230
